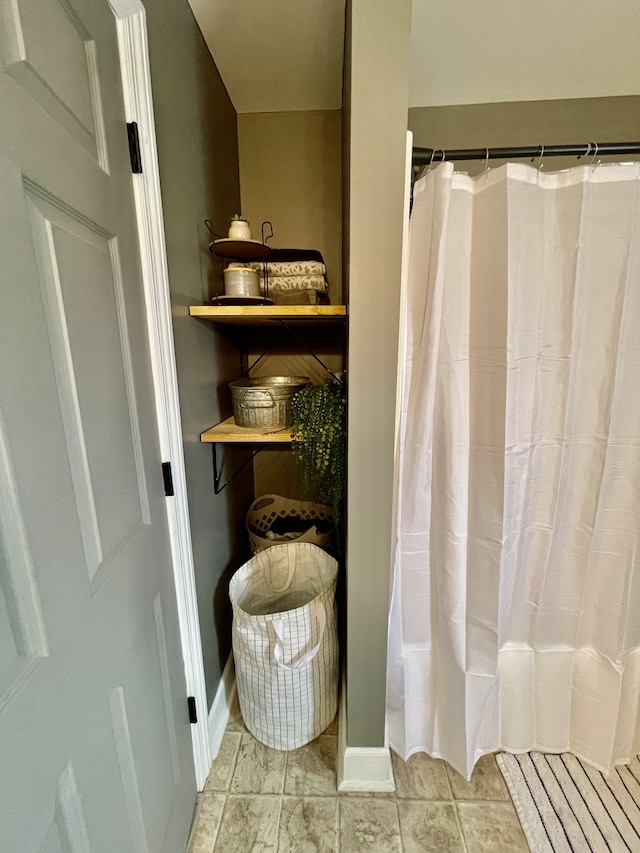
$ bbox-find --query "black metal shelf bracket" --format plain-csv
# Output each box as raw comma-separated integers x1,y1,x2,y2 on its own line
212,444,262,494
238,320,343,384
277,321,343,385
240,327,287,377
209,312,343,496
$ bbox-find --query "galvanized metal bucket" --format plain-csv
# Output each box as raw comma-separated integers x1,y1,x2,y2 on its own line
229,376,309,429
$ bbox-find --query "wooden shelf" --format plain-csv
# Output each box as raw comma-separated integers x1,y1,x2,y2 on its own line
189,305,346,325
201,417,293,443
209,238,271,259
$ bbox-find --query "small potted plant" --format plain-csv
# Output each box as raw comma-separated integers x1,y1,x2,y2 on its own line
290,381,347,523
228,214,251,241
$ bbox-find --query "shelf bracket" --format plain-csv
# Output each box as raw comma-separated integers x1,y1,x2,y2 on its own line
277,321,344,385
240,327,287,377
212,444,262,494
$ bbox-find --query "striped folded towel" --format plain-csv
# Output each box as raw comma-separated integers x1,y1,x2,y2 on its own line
237,261,327,277
261,274,327,292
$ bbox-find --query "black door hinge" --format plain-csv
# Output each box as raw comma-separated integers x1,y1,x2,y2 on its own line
162,461,174,497
187,696,197,724
127,122,142,174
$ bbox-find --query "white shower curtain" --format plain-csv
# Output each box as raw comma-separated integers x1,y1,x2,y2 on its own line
387,160,640,779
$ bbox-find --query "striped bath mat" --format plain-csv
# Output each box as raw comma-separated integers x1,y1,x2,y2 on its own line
497,752,640,852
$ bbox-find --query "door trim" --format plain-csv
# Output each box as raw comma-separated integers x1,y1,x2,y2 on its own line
108,0,210,788
207,653,235,762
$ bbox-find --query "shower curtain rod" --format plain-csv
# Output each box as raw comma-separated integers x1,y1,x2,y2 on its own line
412,141,640,167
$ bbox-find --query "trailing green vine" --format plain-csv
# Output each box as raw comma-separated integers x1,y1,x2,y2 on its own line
290,381,347,521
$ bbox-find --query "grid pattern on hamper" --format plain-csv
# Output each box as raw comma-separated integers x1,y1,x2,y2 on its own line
229,544,339,751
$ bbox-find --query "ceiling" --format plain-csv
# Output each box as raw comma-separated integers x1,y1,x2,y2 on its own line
187,0,346,113
189,0,640,114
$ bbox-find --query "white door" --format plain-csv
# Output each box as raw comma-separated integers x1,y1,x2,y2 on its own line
0,0,197,850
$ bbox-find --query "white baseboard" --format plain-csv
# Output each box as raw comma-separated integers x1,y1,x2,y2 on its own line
338,748,396,792
337,676,395,792
207,653,236,763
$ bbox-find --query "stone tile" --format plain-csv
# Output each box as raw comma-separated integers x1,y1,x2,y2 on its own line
391,750,453,800
187,794,225,853
339,797,402,852
284,735,337,796
230,733,287,794
214,795,280,853
398,801,465,853
277,797,338,852
457,802,529,852
445,754,510,801
203,731,241,792
324,714,338,736
226,690,248,733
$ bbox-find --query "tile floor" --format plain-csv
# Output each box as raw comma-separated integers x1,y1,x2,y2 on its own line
187,693,529,852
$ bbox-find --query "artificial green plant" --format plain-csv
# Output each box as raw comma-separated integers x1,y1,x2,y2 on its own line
290,381,347,521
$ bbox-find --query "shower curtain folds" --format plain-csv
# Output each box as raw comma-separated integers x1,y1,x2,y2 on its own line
386,161,640,780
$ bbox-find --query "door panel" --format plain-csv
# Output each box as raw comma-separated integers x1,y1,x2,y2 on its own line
0,0,109,168
0,421,49,711
37,762,92,853
0,0,196,850
109,598,183,853
26,186,149,584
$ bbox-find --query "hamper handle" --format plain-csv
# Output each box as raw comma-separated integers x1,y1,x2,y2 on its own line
272,603,326,671
240,390,275,409
269,548,297,593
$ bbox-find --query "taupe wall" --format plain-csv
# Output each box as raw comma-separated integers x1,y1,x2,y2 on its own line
144,0,254,707
247,329,345,497
238,111,343,305
237,110,344,498
409,96,640,175
345,0,411,747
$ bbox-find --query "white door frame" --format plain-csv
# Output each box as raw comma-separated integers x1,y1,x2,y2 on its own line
108,0,210,789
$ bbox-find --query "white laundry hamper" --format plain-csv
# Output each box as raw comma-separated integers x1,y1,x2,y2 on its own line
229,543,339,750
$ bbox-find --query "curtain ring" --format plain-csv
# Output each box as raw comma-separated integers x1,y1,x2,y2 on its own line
483,147,491,180
578,142,591,161
590,142,600,167
537,145,545,172
427,149,436,173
